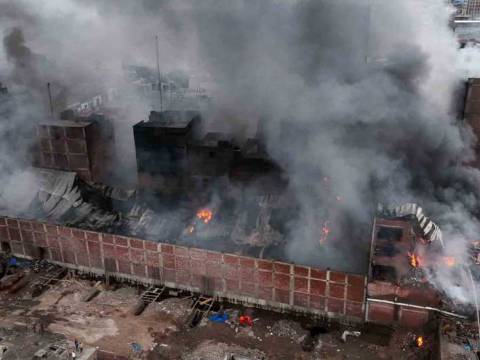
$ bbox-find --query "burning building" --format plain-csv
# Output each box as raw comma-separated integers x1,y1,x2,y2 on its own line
188,132,236,186
133,110,202,193
133,110,283,195
4,5,480,352
366,204,473,329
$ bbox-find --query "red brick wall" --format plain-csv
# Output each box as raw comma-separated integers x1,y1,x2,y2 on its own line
0,216,367,321
368,217,436,328
366,300,430,328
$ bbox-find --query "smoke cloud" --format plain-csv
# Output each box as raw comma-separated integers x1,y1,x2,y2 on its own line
2,0,480,301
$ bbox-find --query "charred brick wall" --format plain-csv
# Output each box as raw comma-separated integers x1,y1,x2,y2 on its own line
367,217,439,328
0,216,367,322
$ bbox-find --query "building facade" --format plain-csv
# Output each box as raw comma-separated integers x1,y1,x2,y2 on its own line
461,0,480,18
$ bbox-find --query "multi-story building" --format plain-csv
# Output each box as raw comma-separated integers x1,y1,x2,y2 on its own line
463,78,480,166
133,111,201,193
133,111,284,194
36,115,113,183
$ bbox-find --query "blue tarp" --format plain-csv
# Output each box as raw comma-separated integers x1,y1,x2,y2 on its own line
208,313,228,323
8,258,17,267
7,257,32,268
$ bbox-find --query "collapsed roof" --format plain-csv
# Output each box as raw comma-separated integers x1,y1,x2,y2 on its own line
378,203,443,244
31,168,121,229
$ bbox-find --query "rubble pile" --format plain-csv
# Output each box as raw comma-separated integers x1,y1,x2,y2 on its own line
181,340,266,360
153,298,193,320
268,320,307,342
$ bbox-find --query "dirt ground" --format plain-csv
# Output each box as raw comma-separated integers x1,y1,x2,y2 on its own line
0,267,434,359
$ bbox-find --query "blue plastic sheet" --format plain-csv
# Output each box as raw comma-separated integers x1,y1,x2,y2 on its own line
208,313,228,323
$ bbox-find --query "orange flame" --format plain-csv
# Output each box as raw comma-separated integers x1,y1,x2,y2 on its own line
442,256,456,267
408,252,421,268
187,225,195,234
196,208,213,224
416,336,424,348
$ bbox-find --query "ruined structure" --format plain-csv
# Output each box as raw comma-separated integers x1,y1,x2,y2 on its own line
36,115,113,183
134,111,202,193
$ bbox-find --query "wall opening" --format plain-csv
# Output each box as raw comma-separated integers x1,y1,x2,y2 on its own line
377,227,403,243
1,242,11,254
36,247,46,260
372,264,397,282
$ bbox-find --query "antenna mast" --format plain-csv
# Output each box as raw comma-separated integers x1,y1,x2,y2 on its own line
47,82,54,119
365,0,372,64
155,35,163,112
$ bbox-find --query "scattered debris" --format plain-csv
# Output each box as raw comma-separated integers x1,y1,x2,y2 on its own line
341,330,361,343
269,320,306,341
80,287,100,303
181,340,266,360
154,297,192,320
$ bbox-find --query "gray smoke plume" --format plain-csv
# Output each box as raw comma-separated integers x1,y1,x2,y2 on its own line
184,0,478,275
2,0,480,300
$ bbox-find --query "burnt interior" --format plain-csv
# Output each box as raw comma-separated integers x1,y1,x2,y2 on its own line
372,264,397,282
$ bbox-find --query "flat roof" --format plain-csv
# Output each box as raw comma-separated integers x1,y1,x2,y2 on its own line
200,132,234,147
38,120,93,128
134,111,199,129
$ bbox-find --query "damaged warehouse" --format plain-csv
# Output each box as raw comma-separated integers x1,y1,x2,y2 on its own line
4,0,480,359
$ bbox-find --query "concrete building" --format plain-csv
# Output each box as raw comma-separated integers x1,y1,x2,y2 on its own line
188,132,237,186
133,111,201,193
37,117,111,183
133,111,283,194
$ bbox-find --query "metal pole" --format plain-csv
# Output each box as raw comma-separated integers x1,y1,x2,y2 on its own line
155,35,163,112
365,0,372,63
47,82,54,119
366,298,468,319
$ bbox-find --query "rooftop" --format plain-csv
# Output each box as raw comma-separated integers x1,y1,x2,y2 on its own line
38,120,93,128
134,110,200,129
198,132,234,147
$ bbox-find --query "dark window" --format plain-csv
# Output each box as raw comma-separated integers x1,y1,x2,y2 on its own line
37,247,46,260
1,242,11,253
377,226,403,242
374,242,400,257
372,264,397,282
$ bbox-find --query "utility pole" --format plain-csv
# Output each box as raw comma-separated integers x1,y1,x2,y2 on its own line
365,0,372,64
155,35,163,112
47,82,54,119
